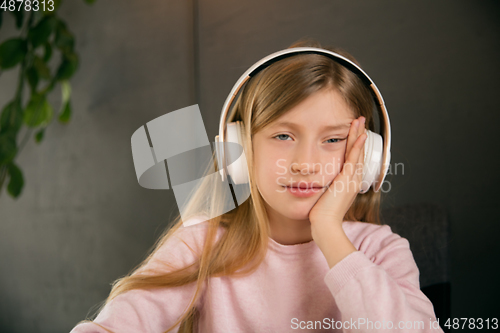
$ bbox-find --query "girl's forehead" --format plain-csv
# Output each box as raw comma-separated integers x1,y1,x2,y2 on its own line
253,89,356,135
285,90,355,117
267,118,353,132
268,108,355,129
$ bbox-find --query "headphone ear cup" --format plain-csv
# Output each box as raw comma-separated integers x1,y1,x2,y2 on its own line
360,129,384,193
221,121,249,185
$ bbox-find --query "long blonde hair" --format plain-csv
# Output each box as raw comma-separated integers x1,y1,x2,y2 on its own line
76,38,383,333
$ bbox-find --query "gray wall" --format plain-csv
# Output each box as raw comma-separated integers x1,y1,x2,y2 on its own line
0,0,499,331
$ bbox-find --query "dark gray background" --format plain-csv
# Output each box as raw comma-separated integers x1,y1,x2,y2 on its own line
0,0,499,331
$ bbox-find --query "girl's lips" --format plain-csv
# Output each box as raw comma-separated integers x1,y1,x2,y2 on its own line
283,186,323,198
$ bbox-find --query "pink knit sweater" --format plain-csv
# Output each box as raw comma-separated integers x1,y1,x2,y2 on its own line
70,217,443,332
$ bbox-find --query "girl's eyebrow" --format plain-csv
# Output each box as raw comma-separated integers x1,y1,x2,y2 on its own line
272,121,352,131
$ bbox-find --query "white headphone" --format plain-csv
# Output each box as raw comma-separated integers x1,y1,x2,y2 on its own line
214,47,391,193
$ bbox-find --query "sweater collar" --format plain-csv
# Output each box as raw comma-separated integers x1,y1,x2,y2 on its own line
267,236,317,255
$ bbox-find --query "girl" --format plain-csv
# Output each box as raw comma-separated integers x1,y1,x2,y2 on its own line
70,39,443,333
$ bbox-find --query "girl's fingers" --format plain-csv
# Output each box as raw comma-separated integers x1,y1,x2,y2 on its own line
345,117,365,157
344,134,366,194
356,134,366,183
345,118,359,158
342,131,367,178
357,128,366,168
340,116,367,194
356,120,367,186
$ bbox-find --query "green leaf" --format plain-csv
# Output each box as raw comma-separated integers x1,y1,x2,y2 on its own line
84,0,97,4
0,38,28,69
58,100,71,123
35,128,45,143
42,42,53,62
54,20,75,54
56,52,79,81
9,9,24,29
28,15,58,49
0,131,17,164
58,81,72,123
7,161,24,198
23,93,54,128
33,55,51,79
61,80,71,103
0,100,23,134
26,66,39,91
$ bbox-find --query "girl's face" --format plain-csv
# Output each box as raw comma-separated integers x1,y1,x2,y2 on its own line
252,88,355,222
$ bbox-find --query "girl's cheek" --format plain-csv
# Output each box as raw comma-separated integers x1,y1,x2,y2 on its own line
323,154,345,179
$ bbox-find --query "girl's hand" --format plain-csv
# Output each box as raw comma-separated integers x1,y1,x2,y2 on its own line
309,116,367,262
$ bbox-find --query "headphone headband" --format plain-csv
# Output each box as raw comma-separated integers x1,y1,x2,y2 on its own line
218,46,391,192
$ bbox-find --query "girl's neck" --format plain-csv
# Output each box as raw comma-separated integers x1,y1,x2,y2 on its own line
265,204,313,246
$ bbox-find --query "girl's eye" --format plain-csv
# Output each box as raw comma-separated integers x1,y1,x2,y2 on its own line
274,134,292,141
325,138,341,143
273,134,346,144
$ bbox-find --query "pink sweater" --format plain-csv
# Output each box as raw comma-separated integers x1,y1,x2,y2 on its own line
70,217,443,332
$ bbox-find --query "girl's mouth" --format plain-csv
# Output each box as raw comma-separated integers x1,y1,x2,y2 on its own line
283,185,323,197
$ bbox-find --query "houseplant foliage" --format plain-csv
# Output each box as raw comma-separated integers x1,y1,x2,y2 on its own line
0,0,96,199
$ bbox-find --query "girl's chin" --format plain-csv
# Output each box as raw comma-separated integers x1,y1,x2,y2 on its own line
279,206,314,221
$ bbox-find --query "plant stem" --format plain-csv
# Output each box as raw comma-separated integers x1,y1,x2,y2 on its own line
15,59,26,106
17,127,34,157
11,10,37,160
15,11,34,102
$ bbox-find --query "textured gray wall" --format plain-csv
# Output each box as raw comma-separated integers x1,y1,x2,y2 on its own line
0,0,499,332
0,0,195,331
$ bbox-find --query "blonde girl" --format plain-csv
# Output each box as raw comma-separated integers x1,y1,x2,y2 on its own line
70,39,442,333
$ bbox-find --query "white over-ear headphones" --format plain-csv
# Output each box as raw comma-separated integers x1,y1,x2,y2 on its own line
214,47,391,193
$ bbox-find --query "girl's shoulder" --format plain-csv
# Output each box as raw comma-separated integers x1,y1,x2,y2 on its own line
136,216,224,275
166,215,226,253
175,215,226,242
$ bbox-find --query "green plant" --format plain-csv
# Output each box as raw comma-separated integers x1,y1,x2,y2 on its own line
0,0,96,199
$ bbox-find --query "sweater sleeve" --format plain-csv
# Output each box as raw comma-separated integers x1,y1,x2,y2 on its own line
323,223,444,333
69,217,213,333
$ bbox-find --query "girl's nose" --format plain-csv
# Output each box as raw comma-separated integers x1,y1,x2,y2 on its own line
290,140,321,175
290,148,322,175
291,162,321,175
